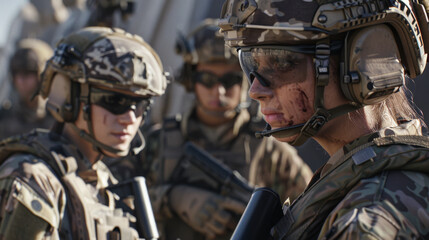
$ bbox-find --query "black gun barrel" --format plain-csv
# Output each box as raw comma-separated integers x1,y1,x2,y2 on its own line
231,187,283,240
132,177,159,240
184,141,254,194
107,177,159,239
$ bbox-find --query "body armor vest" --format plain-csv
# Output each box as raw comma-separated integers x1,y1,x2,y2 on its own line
0,129,140,240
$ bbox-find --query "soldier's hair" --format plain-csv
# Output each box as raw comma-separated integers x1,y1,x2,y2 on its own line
330,54,425,131
376,81,425,128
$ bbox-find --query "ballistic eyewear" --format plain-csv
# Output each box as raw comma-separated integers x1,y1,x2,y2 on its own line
238,44,342,87
193,71,243,89
90,88,151,116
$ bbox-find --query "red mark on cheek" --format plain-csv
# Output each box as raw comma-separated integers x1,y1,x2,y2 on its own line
296,90,309,113
103,115,107,125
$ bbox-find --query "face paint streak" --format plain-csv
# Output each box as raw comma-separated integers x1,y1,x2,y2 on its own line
278,118,294,126
297,90,309,113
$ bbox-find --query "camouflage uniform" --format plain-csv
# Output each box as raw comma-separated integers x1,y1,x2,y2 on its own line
0,38,54,140
218,0,429,239
271,120,429,239
0,129,134,239
0,27,167,239
143,105,312,240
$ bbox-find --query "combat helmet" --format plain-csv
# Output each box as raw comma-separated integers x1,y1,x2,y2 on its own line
39,26,168,156
10,38,53,78
219,0,429,145
175,18,241,92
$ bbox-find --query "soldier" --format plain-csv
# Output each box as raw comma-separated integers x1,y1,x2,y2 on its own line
139,19,312,240
0,38,55,140
219,0,429,239
0,26,167,239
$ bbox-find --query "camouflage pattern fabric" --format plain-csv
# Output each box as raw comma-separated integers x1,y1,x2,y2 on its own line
140,105,313,240
83,35,166,96
219,0,327,47
272,120,429,239
0,130,140,239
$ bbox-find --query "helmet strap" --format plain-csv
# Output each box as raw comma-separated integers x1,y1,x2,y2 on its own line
257,40,360,145
290,40,360,145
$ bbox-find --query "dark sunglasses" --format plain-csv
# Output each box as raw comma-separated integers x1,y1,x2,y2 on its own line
90,88,151,116
192,71,243,89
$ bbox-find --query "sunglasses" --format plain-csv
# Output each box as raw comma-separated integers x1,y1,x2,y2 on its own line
192,71,243,89
90,88,151,116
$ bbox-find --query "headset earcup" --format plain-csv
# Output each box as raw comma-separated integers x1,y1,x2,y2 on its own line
340,24,404,106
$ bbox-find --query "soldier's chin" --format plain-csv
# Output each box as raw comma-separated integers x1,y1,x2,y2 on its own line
101,146,129,158
268,127,300,144
274,134,299,144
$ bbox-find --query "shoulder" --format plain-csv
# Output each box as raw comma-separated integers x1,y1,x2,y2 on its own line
322,170,429,239
0,153,64,196
255,136,310,170
0,153,65,231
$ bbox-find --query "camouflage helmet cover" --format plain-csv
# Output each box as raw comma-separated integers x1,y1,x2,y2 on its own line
176,18,238,65
219,0,429,78
40,26,167,98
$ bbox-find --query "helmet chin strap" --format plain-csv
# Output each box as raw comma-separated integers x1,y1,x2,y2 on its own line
255,123,304,139
255,40,360,146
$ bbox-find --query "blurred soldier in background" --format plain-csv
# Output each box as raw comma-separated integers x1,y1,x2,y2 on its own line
0,0,69,111
136,19,312,240
0,27,167,239
219,0,429,239
0,38,54,139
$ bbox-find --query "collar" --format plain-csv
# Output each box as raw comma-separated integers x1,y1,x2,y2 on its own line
321,119,423,177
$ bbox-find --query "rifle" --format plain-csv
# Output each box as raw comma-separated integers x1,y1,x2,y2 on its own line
183,141,255,204
107,176,159,240
231,187,284,240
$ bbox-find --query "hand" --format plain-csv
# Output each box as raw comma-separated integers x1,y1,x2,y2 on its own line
169,185,246,239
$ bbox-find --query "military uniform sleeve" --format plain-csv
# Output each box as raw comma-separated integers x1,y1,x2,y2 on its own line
148,184,174,220
250,138,313,201
0,154,66,240
319,170,428,239
320,204,419,239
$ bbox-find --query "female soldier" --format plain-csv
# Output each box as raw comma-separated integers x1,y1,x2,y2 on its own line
219,0,429,239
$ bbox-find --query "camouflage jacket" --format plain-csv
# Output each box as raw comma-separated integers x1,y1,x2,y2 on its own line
142,106,312,240
0,129,140,239
0,95,54,140
272,120,429,239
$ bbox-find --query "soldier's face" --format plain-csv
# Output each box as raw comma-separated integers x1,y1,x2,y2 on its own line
75,87,145,157
245,49,316,143
91,103,143,157
13,72,39,104
194,62,243,113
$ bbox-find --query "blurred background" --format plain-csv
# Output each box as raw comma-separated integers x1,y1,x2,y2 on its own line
0,0,428,171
